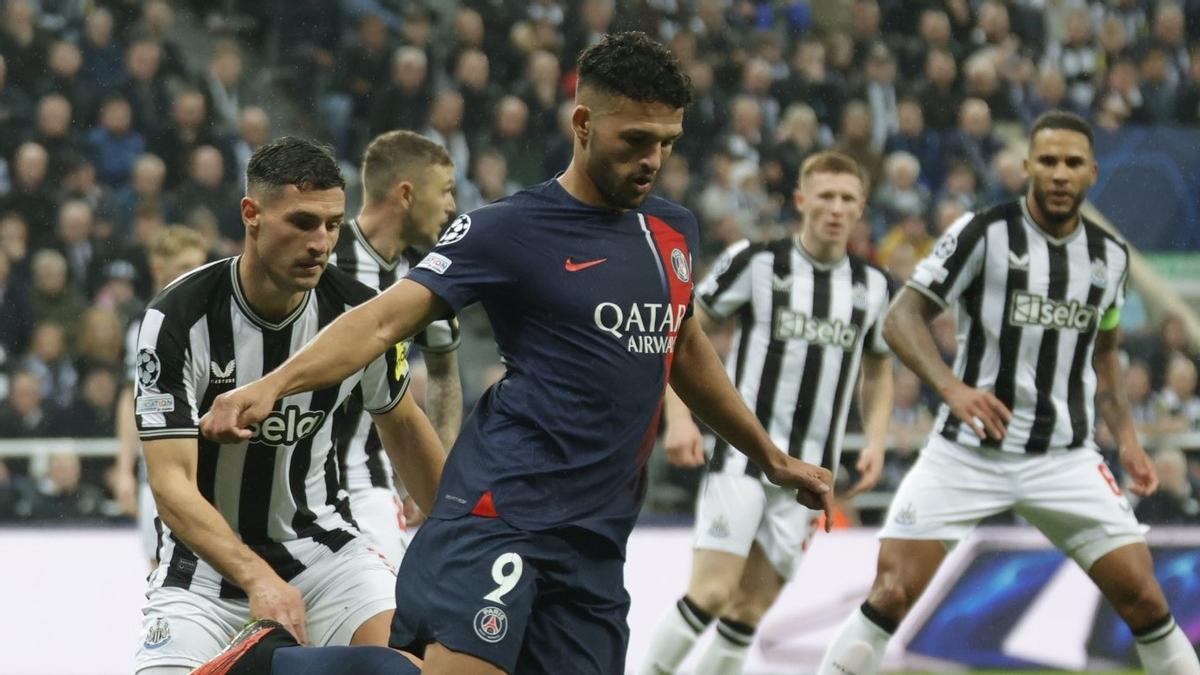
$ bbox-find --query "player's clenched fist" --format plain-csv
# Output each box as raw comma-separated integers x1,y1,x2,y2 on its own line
246,574,309,645
200,380,279,443
764,456,835,531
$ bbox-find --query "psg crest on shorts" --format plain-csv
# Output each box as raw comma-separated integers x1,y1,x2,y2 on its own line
670,248,690,283
474,606,508,643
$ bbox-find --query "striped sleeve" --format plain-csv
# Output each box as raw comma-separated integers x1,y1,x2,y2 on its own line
865,271,892,356
134,308,199,440
908,211,987,309
1111,239,1130,311
696,239,757,320
361,339,413,414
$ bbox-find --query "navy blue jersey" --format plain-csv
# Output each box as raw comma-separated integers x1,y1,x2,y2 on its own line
406,178,699,551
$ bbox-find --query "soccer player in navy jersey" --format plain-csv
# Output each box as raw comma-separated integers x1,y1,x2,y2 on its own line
195,32,833,675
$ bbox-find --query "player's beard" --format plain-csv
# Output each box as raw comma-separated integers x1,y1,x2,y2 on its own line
1030,182,1084,227
587,153,652,210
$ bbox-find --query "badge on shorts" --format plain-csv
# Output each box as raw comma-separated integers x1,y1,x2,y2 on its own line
473,606,508,643
143,617,171,649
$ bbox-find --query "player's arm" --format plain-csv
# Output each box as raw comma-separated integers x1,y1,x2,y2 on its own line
110,384,140,516
883,288,1011,440
663,303,721,468
202,280,448,442
144,437,310,644
423,349,463,450
670,314,834,525
370,391,445,514
846,352,892,498
1094,326,1158,496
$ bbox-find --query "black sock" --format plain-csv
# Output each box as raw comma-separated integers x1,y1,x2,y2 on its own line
860,601,899,635
1133,614,1176,645
715,618,756,647
677,595,715,634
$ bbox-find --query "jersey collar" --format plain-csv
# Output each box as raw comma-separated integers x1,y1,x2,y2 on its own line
793,235,848,272
348,218,401,272
1020,198,1084,247
230,256,312,331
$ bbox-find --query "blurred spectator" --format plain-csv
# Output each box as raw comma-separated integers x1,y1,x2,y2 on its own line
739,57,781,137
1098,57,1150,124
1095,0,1149,44
455,49,501,142
232,107,269,190
79,8,125,91
88,95,146,189
457,148,522,214
774,39,846,132
1042,7,1099,112
29,249,83,333
1125,360,1160,433
762,103,822,200
897,9,963,80
150,88,223,190
655,154,699,216
203,40,251,137
50,365,118,438
113,154,167,239
481,95,542,186
678,61,728,164
27,452,108,522
1020,66,1078,126
38,40,97,130
137,0,188,82
19,320,77,409
120,37,173,139
0,248,33,360
324,13,392,160
1176,48,1200,124
885,98,944,190
423,90,471,185
981,148,1025,206
883,366,933,485
933,195,969,234
0,55,32,158
1139,48,1179,124
0,457,33,519
564,0,616,64
2,142,56,247
1,0,48,93
832,100,883,187
542,101,576,179
937,159,981,210
59,156,118,241
871,151,930,238
858,43,900,149
0,211,30,277
518,49,564,142
274,0,342,99
75,307,124,373
1135,448,1200,525
0,370,51,440
1150,2,1190,85
962,52,1018,123
945,98,1005,182
1097,16,1131,68
722,96,766,176
1154,354,1200,433
877,208,933,269
370,47,431,138
883,240,918,285
166,146,241,244
53,200,105,298
916,48,962,131
34,93,87,184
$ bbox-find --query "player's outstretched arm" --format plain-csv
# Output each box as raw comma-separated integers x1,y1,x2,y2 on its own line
884,287,1011,440
371,391,446,514
109,385,140,516
1094,327,1158,496
145,438,310,644
846,352,893,497
670,315,833,526
201,280,449,443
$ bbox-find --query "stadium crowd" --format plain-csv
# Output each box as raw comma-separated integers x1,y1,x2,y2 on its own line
0,0,1199,526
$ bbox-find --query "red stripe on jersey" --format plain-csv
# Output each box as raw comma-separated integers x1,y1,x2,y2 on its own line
471,490,499,517
643,214,693,377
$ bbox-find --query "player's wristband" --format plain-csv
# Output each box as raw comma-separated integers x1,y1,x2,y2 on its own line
1098,307,1121,331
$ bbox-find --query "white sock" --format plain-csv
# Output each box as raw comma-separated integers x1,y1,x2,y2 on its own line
636,597,713,675
816,604,895,675
1134,616,1200,675
693,618,754,675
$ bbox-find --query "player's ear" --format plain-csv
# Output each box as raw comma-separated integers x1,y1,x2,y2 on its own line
572,104,591,144
394,180,415,207
241,196,260,233
793,186,805,211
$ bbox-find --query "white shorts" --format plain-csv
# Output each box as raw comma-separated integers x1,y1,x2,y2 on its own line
693,470,821,580
878,435,1148,570
350,487,413,570
133,537,396,672
138,481,159,562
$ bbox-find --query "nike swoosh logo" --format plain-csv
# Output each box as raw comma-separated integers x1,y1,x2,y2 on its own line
565,257,608,272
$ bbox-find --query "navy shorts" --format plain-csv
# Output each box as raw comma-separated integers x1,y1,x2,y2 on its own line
389,515,630,674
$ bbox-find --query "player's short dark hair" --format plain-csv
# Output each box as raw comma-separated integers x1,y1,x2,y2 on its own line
576,31,692,110
1030,111,1093,149
361,129,453,204
799,151,869,194
246,136,344,203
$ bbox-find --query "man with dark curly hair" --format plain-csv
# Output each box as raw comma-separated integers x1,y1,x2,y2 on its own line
192,32,835,675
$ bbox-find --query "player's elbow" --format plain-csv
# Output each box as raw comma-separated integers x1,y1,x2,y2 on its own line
881,310,905,352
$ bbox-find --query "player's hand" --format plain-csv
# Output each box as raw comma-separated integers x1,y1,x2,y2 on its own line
943,382,1011,441
108,467,138,517
845,445,885,498
200,380,279,443
764,455,835,532
1120,443,1158,497
663,415,706,468
246,574,309,645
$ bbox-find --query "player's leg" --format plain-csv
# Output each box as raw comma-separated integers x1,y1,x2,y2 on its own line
138,481,161,571
638,472,766,674
1017,448,1199,675
818,437,1015,675
190,619,423,675
422,642,507,675
349,486,408,570
133,586,248,673
299,536,397,647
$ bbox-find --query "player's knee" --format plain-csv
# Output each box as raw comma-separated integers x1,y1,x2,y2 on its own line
867,575,916,621
1113,584,1171,631
686,582,736,617
725,595,771,626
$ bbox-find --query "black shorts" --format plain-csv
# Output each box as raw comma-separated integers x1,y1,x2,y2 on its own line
389,515,630,674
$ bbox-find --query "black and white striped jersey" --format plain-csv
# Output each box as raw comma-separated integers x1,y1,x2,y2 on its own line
908,199,1129,454
329,218,460,492
133,257,410,598
697,237,891,478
